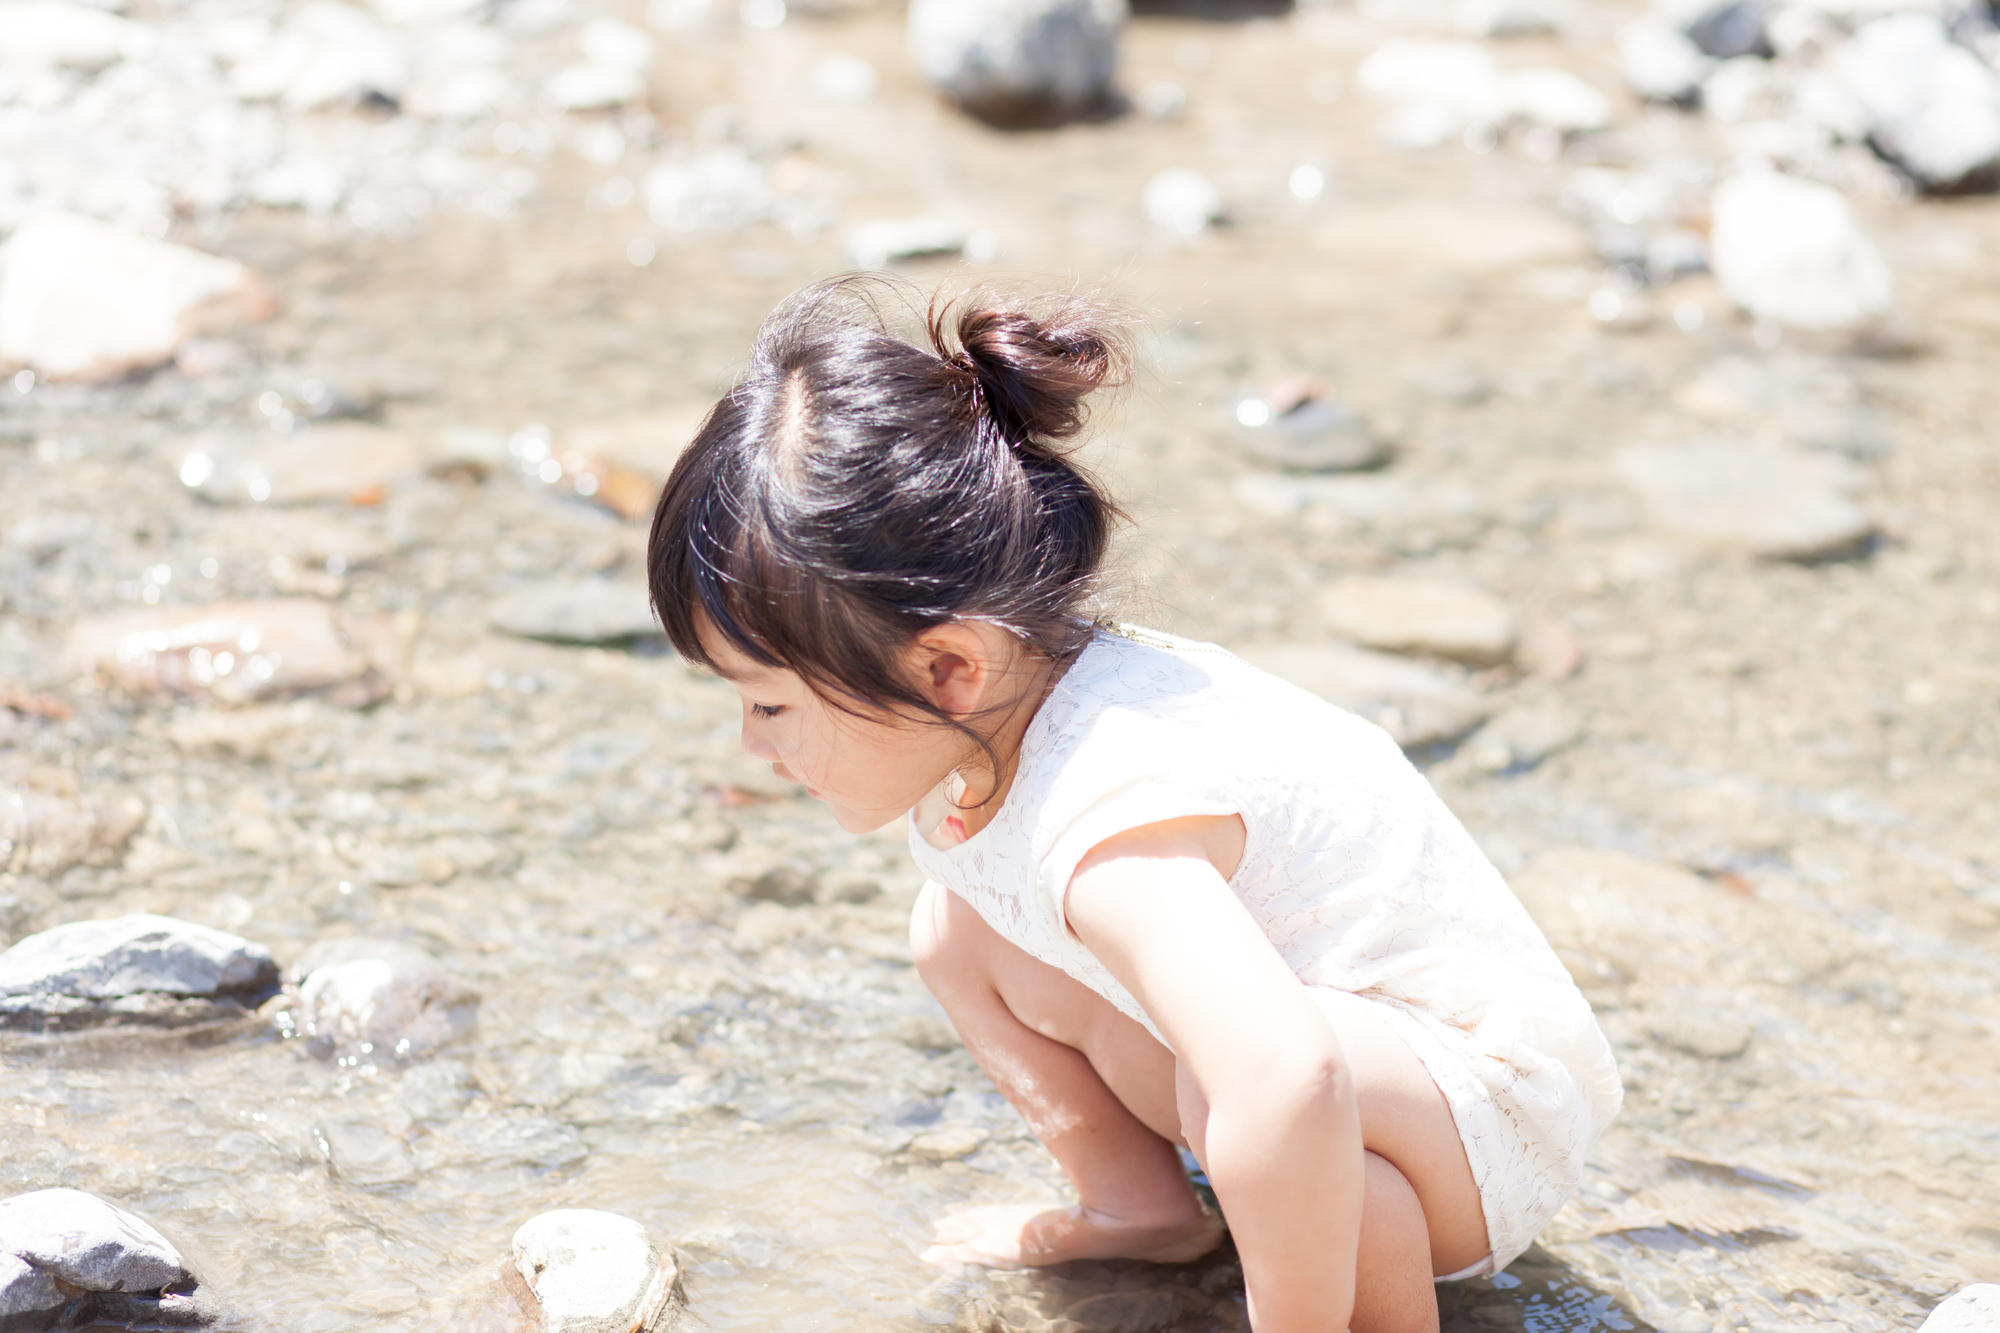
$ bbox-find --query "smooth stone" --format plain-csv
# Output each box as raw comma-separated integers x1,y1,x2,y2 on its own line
1618,22,1710,100
0,1190,188,1293
1646,1004,1753,1059
291,938,478,1061
1229,395,1385,473
907,0,1123,124
1831,14,2000,191
170,424,427,505
1141,167,1223,236
489,580,660,644
0,915,279,1031
0,214,275,383
1320,576,1517,666
0,1,142,69
1919,1285,2000,1332
1708,171,1895,334
847,216,968,270
1,782,146,878
66,599,389,706
1460,703,1584,773
1616,443,1874,561
1236,643,1491,749
512,1210,682,1333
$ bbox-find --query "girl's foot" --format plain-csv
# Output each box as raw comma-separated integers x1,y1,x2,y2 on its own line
920,1203,1225,1268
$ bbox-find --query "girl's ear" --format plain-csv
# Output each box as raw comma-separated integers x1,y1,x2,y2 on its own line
910,621,1000,718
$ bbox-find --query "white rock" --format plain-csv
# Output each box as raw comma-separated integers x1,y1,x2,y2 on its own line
847,216,967,269
907,0,1124,121
490,580,660,643
1919,1285,2000,1333
1356,38,1498,136
809,52,877,101
1454,0,1559,38
67,599,390,705
546,63,645,109
0,214,276,383
512,1210,682,1333
1489,66,1612,132
1141,168,1223,235
1321,577,1517,665
580,17,654,70
1235,643,1492,748
645,151,771,231
366,0,482,24
1616,442,1875,560
1701,54,1775,122
0,0,143,69
0,1189,188,1294
1708,171,1894,332
1618,23,1711,101
1831,13,2000,188
292,938,478,1060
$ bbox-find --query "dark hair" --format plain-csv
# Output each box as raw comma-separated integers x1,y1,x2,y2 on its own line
646,277,1130,752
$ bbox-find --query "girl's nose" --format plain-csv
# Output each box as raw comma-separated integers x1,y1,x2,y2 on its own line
740,721,778,761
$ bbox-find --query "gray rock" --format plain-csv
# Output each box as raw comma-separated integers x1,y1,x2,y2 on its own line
0,1249,62,1325
1647,1004,1752,1059
489,580,660,644
1319,576,1517,666
1920,1285,2000,1332
0,1191,191,1308
1461,704,1584,773
1236,643,1491,749
1229,387,1387,474
1708,172,1895,335
907,0,1123,124
290,938,478,1061
511,1210,682,1333
1616,443,1874,561
1831,14,2000,191
1679,0,1766,59
0,915,279,1032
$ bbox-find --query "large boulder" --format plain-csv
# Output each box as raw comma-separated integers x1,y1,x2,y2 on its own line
0,915,279,1032
0,1189,218,1331
907,0,1124,125
0,214,275,383
509,1210,683,1333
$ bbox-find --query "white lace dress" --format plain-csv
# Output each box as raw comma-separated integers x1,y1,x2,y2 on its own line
905,625,1623,1274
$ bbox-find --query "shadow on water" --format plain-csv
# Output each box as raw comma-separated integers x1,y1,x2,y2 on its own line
1437,1248,1655,1333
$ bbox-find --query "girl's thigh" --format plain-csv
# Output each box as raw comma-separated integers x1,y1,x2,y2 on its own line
1307,989,1490,1275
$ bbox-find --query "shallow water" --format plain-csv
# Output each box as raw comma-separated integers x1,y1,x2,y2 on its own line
4,3,2000,1332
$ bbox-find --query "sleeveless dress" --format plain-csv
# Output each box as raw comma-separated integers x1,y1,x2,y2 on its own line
905,625,1623,1274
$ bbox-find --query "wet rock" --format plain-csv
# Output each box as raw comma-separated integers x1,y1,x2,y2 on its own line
1142,168,1223,236
510,1210,682,1333
0,1,144,70
1616,443,1874,561
1830,14,2000,192
907,0,1123,125
1646,1003,1752,1059
0,214,276,383
1063,1289,1180,1333
67,600,393,706
1618,23,1710,102
170,424,427,506
0,1189,218,1331
848,216,968,270
289,938,479,1061
490,580,660,644
0,914,280,1032
1,777,146,877
1229,377,1385,473
395,1058,478,1121
1920,1285,2000,1332
1460,703,1583,773
1708,172,1895,334
453,1114,588,1170
1236,643,1491,749
1319,576,1516,666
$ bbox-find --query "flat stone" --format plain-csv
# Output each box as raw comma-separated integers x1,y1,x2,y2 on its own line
1616,443,1874,561
0,213,275,382
291,938,479,1061
170,424,427,506
489,580,659,644
0,914,279,1031
1920,1285,2000,1333
1708,172,1895,334
1320,576,1516,666
511,1210,681,1333
0,1189,188,1293
1229,391,1385,474
67,599,391,706
1235,643,1491,749
1646,1004,1753,1059
907,0,1122,125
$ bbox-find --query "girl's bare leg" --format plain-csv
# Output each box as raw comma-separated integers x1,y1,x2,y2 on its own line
911,884,1488,1333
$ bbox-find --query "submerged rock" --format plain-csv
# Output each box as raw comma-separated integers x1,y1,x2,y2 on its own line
66,599,394,707
0,1189,217,1331
0,213,276,383
0,915,279,1032
1319,576,1516,666
1708,172,1895,334
1236,643,1491,748
289,938,479,1061
510,1210,683,1333
907,0,1123,125
489,580,659,644
1616,443,1874,561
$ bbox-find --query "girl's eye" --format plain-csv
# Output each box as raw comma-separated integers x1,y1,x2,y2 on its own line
750,703,785,720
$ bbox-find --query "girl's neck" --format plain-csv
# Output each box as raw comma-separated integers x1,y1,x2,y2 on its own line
939,650,1068,843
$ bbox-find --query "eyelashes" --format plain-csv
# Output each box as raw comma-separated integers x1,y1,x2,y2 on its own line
750,703,785,719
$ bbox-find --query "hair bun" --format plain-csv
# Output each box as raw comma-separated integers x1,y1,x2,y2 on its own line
935,299,1129,457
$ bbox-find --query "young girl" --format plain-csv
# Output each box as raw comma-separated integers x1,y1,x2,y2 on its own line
646,281,1622,1333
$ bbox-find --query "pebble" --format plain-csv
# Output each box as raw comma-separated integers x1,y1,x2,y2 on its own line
290,937,479,1061
848,216,969,270
171,424,427,506
0,213,276,382
0,914,279,1032
489,579,660,644
1619,23,1711,102
1460,703,1584,773
0,1189,217,1331
1141,168,1224,236
510,1209,683,1333
1707,171,1895,335
1830,14,2000,191
1616,443,1874,561
1228,378,1386,473
1320,575,1517,666
66,599,390,706
906,0,1123,124
2,780,146,878
1235,642,1491,748
1920,1286,2000,1333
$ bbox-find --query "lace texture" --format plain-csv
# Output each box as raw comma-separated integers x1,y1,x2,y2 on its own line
907,627,1623,1271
